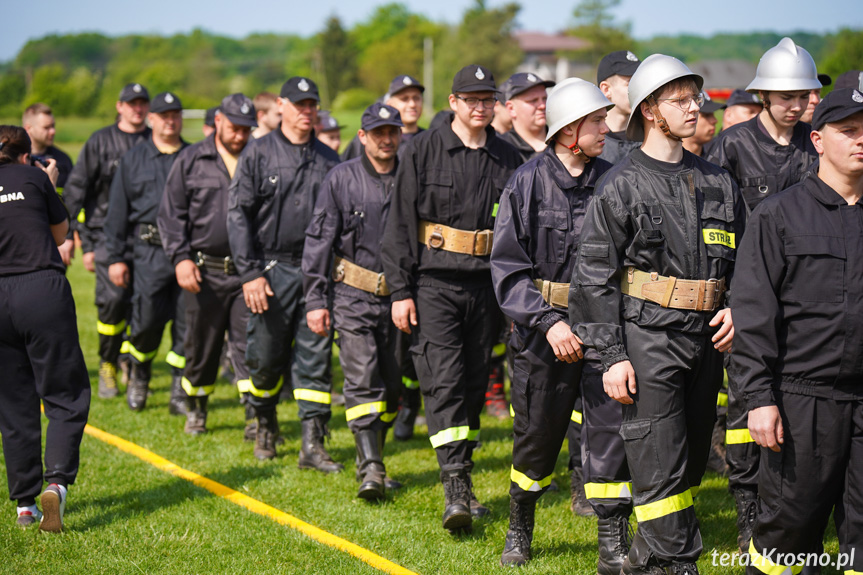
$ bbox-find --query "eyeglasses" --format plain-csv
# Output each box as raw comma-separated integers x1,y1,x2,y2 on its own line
656,93,704,111
455,95,496,109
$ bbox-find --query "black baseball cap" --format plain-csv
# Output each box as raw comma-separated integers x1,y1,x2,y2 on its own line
811,88,863,131
726,89,761,107
597,51,640,84
835,70,863,91
317,110,344,132
700,91,725,115
204,106,218,128
149,92,182,114
280,77,320,103
504,72,555,101
119,82,150,102
361,103,404,131
386,75,425,99
452,65,497,94
219,93,257,128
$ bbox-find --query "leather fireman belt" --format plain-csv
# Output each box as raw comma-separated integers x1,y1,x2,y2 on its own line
195,251,237,275
333,256,390,296
418,220,493,257
533,279,569,309
136,223,162,246
621,267,726,312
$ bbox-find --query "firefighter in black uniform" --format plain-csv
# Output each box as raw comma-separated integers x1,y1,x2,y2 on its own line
706,37,820,554
159,94,257,436
498,72,555,163
381,64,521,532
732,89,863,574
571,55,744,575
104,92,188,413
303,102,405,498
0,125,90,532
491,78,627,569
63,83,152,399
227,76,343,471
597,51,642,165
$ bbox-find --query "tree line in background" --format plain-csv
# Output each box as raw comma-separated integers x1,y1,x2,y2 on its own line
0,0,860,119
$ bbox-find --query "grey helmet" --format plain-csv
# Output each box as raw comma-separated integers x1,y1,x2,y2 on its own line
625,54,704,141
545,78,614,144
746,37,821,93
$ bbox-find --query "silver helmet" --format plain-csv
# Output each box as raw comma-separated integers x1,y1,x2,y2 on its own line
746,37,821,93
545,78,613,144
625,54,703,141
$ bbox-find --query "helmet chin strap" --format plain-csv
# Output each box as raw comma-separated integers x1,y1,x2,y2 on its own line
646,94,683,141
761,92,779,126
559,118,591,163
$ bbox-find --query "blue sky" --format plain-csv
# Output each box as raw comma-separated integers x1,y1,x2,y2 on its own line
3,0,861,62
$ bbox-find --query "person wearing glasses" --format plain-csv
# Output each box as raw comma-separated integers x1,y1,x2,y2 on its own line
705,38,820,556
570,54,744,574
227,77,343,470
381,64,521,533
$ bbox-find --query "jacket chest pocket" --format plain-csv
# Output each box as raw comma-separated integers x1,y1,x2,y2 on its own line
130,175,154,201
420,169,453,221
535,209,569,263
700,197,736,262
740,175,776,209
258,173,280,198
782,236,845,303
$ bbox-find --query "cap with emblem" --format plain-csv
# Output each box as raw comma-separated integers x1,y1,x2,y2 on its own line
835,70,863,91
699,91,726,115
150,92,183,114
317,110,345,133
811,88,863,131
452,64,497,94
281,77,320,103
386,75,425,100
361,102,404,132
726,89,761,108
219,93,257,128
597,51,641,84
119,82,150,102
504,72,555,102
204,106,218,128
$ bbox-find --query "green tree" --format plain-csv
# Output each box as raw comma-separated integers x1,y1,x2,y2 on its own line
566,0,634,66
819,28,863,93
316,16,358,107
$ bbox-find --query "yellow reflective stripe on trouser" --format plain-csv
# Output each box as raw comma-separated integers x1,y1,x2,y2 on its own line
96,319,127,336
748,540,804,575
509,404,515,417
690,485,700,497
584,482,632,500
127,342,158,364
634,490,693,522
717,391,728,407
381,411,397,423
493,343,507,356
181,377,215,397
401,376,420,390
571,410,583,424
246,377,284,399
120,340,131,354
727,428,755,445
294,389,332,404
510,466,552,492
346,401,388,421
236,379,252,394
165,351,185,369
429,426,480,448
845,571,863,574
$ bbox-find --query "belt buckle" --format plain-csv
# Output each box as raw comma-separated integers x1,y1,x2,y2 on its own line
223,257,233,275
428,226,445,249
475,230,492,256
333,260,345,282
195,251,205,267
705,278,720,310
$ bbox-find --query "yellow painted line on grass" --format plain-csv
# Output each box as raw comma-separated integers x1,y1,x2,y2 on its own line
83,423,418,575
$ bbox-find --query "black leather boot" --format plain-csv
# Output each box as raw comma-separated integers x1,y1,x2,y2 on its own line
298,415,344,473
393,388,420,441
355,430,385,501
732,488,757,554
570,466,595,516
465,460,489,517
380,431,401,490
184,396,208,435
253,408,279,460
597,515,632,575
126,361,152,412
664,562,699,575
440,468,472,532
168,369,187,416
500,498,535,566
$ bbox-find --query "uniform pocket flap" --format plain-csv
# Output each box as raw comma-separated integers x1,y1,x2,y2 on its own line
785,235,845,258
420,169,453,187
620,419,651,441
187,177,223,189
580,242,609,258
537,209,568,230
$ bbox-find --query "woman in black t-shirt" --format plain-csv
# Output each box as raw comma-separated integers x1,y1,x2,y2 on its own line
0,125,90,532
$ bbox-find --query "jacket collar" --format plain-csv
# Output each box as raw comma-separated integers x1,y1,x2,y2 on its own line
806,169,856,206
542,146,602,191
360,151,398,180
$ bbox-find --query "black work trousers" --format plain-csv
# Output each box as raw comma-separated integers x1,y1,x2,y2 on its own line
245,262,332,419
333,294,400,433
410,279,501,471
93,231,132,364
747,392,863,574
621,322,723,567
567,398,584,470
0,270,90,503
508,324,583,504
726,356,759,491
181,268,249,397
129,240,185,367
582,370,633,519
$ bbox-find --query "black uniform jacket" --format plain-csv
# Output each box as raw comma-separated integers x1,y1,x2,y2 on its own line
569,149,745,370
340,129,424,162
732,174,863,410
498,128,544,164
706,115,816,212
64,124,152,248
227,129,340,284
597,130,641,165
103,138,188,265
303,153,397,311
491,146,610,333
42,145,73,190
158,134,234,267
381,121,522,301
